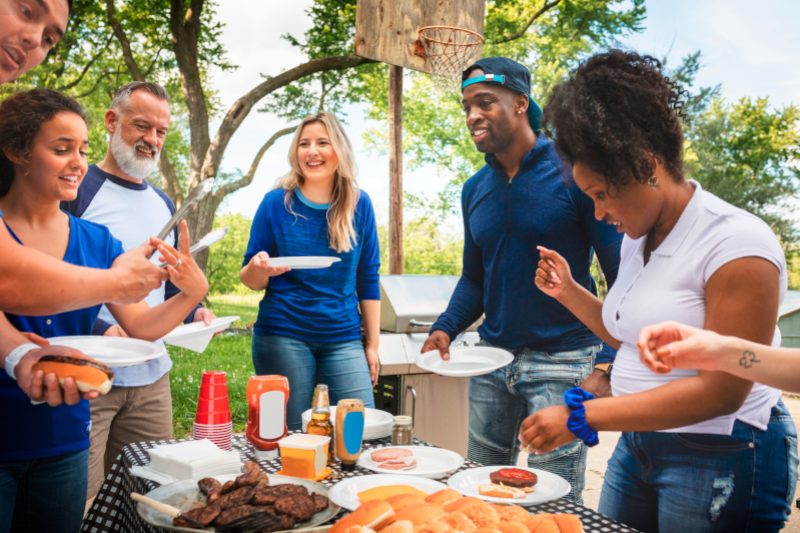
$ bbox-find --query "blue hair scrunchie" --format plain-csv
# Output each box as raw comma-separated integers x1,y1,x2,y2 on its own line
564,387,599,447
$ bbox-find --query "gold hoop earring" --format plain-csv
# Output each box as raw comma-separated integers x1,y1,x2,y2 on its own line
648,175,658,187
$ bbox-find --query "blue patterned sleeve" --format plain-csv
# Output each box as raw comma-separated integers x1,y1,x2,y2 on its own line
355,193,381,301
243,194,277,268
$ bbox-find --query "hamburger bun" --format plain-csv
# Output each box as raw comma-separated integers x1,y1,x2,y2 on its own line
344,527,377,533
491,505,530,524
425,489,462,507
478,485,526,499
473,529,502,533
419,521,453,533
498,523,529,533
429,512,477,533
331,500,395,533
552,514,583,533
386,494,426,513
379,520,416,533
459,502,499,529
31,355,114,394
522,514,556,533
395,504,445,527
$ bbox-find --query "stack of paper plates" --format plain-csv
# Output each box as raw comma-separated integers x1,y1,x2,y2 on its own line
301,407,393,440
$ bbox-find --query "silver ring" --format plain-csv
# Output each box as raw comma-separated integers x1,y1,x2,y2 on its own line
175,259,182,267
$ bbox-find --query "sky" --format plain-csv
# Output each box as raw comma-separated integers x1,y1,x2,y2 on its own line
211,0,800,223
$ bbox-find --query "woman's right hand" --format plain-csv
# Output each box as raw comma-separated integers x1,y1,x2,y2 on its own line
251,252,291,278
535,246,575,299
637,321,732,374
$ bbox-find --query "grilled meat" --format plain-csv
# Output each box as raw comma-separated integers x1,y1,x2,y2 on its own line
256,514,296,532
312,493,329,514
173,502,221,528
221,480,237,495
198,477,223,505
236,462,263,488
216,486,255,510
274,492,316,522
214,505,262,527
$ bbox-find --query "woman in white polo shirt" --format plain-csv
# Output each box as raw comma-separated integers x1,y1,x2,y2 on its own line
518,50,798,533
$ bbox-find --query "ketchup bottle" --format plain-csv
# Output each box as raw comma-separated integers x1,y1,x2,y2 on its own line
246,375,290,460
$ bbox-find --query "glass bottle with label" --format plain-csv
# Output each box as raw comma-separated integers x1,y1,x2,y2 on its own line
306,384,334,464
334,398,364,471
245,375,290,460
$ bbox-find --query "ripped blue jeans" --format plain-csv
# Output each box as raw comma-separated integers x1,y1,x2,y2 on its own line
599,400,799,533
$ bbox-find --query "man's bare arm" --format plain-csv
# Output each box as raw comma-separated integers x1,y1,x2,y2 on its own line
0,226,168,315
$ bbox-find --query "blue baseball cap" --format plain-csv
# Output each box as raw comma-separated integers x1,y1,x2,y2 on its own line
461,57,542,131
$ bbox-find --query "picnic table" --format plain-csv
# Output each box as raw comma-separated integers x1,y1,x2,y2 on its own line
81,433,639,533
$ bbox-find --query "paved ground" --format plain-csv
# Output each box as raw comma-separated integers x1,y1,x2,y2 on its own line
519,396,800,531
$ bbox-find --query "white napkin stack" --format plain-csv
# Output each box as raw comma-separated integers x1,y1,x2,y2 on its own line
145,439,242,480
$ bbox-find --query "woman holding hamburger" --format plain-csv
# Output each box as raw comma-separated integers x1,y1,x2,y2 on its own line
239,111,380,430
0,90,208,533
518,51,797,532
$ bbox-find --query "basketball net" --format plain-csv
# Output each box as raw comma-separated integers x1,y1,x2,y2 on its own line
415,26,484,97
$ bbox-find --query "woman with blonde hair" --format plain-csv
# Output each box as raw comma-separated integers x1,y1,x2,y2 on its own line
240,111,380,429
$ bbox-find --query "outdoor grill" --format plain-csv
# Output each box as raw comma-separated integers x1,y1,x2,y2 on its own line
373,275,482,456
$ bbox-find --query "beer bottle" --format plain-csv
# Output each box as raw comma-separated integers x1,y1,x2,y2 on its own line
306,384,334,464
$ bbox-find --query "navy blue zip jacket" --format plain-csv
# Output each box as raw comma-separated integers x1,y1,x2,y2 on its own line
431,134,623,364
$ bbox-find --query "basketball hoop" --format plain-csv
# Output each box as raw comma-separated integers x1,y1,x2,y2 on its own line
414,26,484,96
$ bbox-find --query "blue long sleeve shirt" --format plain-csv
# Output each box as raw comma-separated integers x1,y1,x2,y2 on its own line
243,188,381,343
431,135,623,364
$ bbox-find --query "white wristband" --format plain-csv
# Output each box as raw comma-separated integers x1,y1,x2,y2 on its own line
5,343,40,381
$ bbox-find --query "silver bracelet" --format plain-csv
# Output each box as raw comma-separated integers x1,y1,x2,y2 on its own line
4,343,40,380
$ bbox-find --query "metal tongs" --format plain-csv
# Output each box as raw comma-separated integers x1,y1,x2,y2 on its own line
159,226,230,268
132,492,283,532
147,178,216,259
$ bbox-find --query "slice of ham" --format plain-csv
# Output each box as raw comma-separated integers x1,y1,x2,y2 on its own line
377,457,417,470
370,448,413,463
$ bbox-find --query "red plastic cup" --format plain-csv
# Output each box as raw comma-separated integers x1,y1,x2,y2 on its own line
195,411,231,425
201,371,227,386
199,384,229,399
197,396,230,413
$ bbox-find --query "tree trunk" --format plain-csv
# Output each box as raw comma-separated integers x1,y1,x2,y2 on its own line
388,65,403,275
184,192,223,273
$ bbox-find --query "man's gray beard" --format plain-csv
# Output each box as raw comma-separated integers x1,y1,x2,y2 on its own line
109,133,160,180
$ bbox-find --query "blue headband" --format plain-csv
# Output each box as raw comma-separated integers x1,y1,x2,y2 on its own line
461,73,542,132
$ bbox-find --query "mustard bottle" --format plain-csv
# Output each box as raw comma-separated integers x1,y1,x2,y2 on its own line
335,398,364,471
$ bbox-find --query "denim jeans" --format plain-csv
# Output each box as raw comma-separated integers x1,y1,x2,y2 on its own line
467,340,598,503
252,334,375,430
0,448,89,533
599,400,799,533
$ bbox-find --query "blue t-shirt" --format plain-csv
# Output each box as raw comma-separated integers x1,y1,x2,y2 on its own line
0,212,124,461
243,188,381,342
431,134,623,364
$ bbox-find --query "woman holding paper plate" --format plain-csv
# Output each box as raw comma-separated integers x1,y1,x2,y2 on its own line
240,111,380,430
0,90,208,533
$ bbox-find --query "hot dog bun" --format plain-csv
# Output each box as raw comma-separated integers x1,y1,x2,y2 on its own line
31,355,114,394
386,494,426,513
395,504,445,527
478,485,526,499
425,489,462,507
331,500,396,533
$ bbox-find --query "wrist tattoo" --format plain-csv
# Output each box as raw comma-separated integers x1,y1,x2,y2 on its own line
739,350,761,369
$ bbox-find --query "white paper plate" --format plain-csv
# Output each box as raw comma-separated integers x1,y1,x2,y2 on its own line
416,347,514,377
162,316,239,353
446,466,570,506
301,407,393,440
356,446,464,480
327,474,448,511
267,256,342,269
47,336,166,368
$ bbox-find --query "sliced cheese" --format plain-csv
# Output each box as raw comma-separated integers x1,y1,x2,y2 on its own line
358,485,430,502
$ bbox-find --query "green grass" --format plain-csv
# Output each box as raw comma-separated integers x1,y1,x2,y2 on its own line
206,294,262,329
168,324,256,439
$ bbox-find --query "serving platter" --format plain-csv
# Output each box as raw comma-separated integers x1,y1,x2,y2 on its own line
266,257,342,269
135,474,340,533
47,336,166,368
162,316,240,353
415,347,514,377
446,466,570,506
327,474,448,511
356,446,464,480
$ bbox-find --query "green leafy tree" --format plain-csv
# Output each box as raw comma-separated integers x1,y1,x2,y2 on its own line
206,213,253,296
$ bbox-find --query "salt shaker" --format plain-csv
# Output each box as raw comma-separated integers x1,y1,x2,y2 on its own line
392,415,413,445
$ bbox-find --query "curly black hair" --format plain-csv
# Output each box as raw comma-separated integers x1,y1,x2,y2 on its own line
0,89,86,197
541,50,688,190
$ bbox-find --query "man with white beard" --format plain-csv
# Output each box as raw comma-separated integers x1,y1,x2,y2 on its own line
61,81,217,501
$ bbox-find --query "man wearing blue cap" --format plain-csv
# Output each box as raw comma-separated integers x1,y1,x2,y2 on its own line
422,57,623,502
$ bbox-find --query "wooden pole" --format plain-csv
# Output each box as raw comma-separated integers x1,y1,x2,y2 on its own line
388,65,403,275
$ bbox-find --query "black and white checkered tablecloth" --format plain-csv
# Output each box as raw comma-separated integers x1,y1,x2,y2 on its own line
81,433,639,533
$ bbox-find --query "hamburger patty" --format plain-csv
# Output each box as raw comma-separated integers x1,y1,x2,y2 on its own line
370,448,413,463
489,468,537,489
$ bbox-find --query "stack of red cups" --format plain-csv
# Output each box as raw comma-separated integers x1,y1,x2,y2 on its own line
193,371,232,450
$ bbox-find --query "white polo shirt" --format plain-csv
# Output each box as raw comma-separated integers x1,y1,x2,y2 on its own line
604,180,786,435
